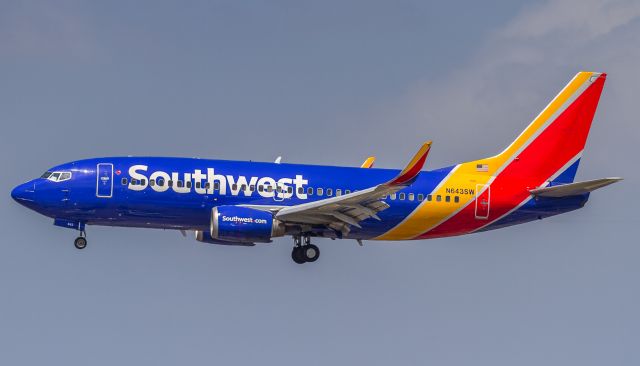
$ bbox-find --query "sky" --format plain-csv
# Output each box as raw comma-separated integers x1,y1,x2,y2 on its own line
1,0,639,365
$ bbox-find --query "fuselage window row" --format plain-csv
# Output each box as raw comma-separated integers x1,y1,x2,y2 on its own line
120,179,462,204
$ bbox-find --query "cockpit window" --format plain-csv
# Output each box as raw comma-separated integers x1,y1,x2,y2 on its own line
43,171,72,182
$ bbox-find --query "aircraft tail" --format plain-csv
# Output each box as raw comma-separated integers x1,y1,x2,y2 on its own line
373,72,608,241
479,71,606,184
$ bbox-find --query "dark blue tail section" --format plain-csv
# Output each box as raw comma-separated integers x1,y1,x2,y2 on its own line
551,158,581,184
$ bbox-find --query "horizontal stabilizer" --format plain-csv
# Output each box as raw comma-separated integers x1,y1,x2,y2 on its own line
530,178,622,198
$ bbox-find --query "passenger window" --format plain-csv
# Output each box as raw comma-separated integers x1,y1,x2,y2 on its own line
266,185,273,192
140,179,146,186
436,195,442,202
390,193,397,200
454,196,460,203
317,188,324,196
122,178,128,185
408,193,415,201
336,189,342,196
427,195,432,201
150,179,155,187
186,181,192,188
204,182,210,189
417,194,424,201
445,196,451,202
399,193,406,200
298,187,304,194
232,184,237,190
287,186,293,194
307,187,313,196
258,185,264,192
168,180,173,187
345,190,351,194
250,185,255,192
326,188,333,196
214,182,220,190
195,181,201,189
158,179,164,187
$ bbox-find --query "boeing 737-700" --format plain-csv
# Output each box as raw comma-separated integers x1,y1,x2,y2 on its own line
11,71,621,263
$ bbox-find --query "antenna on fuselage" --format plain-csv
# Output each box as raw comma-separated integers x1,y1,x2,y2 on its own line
274,156,282,164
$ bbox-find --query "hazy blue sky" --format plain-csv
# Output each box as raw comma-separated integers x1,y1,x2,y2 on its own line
1,1,639,365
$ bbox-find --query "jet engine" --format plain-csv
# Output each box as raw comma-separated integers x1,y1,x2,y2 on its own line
196,206,285,245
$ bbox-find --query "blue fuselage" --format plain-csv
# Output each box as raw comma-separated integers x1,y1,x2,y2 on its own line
11,157,588,240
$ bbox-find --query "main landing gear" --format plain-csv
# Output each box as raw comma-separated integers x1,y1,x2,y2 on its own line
74,231,87,250
291,235,319,264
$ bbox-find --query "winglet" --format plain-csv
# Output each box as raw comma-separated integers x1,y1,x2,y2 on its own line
388,141,432,186
360,156,376,168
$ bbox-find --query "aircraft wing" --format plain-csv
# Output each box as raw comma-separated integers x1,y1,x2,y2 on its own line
530,177,622,197
275,142,432,235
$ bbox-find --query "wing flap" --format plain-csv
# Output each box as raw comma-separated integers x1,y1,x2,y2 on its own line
530,177,622,197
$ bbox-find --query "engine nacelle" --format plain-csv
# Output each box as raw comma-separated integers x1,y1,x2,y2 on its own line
205,205,285,244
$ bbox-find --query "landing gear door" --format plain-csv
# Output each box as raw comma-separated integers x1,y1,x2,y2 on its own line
96,163,114,198
475,184,490,219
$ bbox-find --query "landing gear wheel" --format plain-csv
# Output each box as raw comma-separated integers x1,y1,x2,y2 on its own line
302,244,320,262
291,235,320,264
74,236,87,250
292,246,305,264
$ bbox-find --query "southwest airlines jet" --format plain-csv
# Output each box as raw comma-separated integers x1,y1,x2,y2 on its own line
11,72,621,264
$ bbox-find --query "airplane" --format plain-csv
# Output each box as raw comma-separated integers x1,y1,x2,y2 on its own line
11,71,622,264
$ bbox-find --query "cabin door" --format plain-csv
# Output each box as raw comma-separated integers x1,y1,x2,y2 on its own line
96,163,114,198
475,184,490,219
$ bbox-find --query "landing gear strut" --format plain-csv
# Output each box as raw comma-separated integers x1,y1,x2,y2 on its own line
291,235,320,264
74,231,87,250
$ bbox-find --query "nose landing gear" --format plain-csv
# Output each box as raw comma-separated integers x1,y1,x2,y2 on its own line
74,231,87,250
291,235,320,264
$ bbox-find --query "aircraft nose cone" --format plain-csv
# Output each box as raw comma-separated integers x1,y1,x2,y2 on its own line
11,182,36,203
